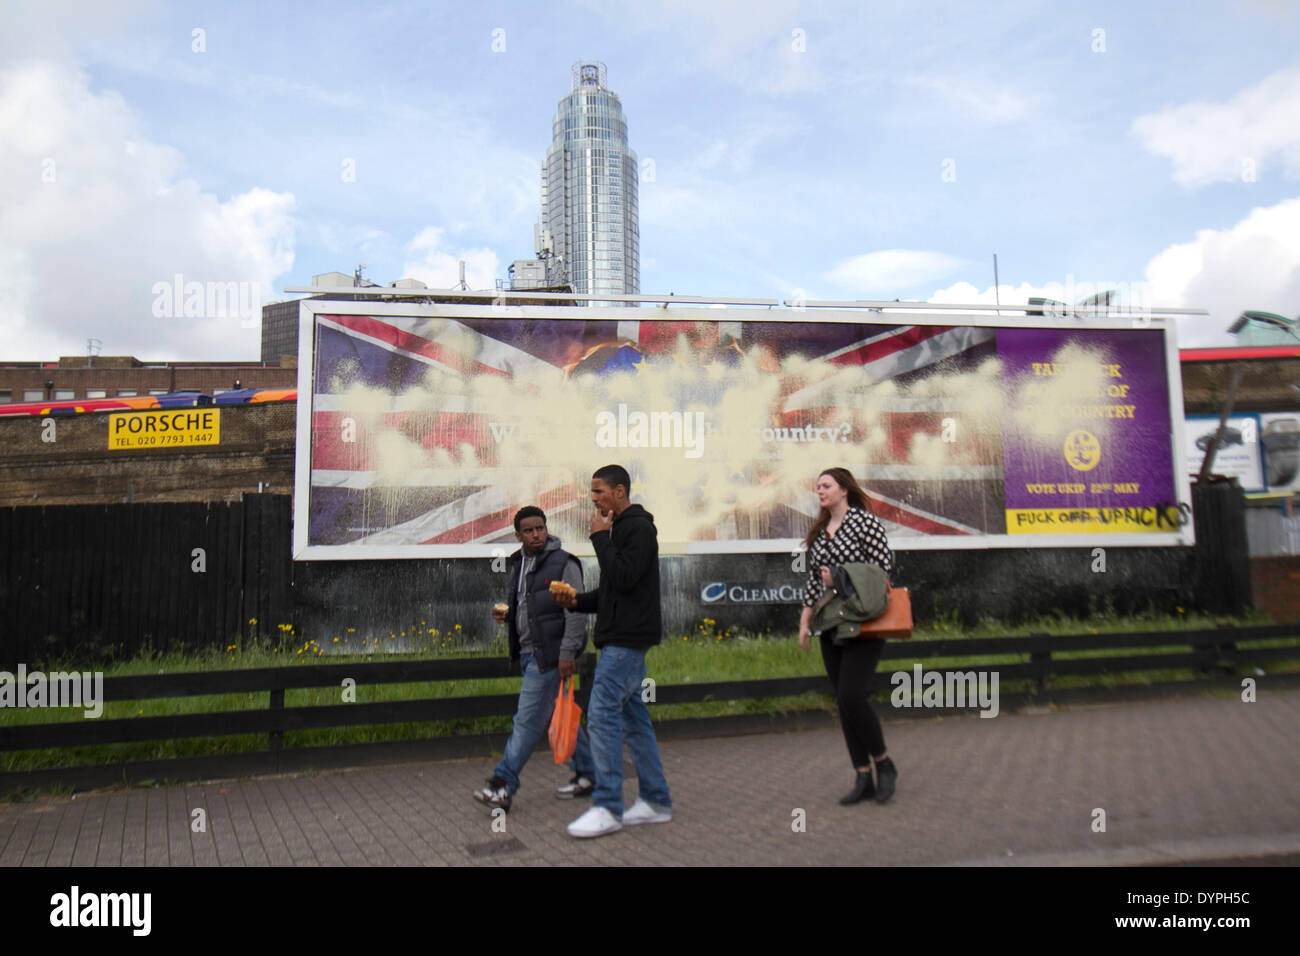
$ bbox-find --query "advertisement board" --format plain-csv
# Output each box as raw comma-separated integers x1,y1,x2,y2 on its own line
1183,414,1267,493
1261,412,1300,493
108,409,221,450
293,302,1194,559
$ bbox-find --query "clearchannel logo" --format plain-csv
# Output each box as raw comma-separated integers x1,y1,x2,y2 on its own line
699,582,802,605
701,582,728,603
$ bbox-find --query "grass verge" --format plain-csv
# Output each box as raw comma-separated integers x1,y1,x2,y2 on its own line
2,608,1296,779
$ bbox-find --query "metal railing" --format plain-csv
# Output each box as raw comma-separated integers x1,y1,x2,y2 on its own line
3,623,1297,791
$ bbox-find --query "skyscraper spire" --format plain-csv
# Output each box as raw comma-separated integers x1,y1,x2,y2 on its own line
539,61,640,304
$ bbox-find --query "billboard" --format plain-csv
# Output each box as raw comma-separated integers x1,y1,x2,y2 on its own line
1182,412,1300,495
293,302,1194,559
1261,412,1300,493
1183,414,1267,493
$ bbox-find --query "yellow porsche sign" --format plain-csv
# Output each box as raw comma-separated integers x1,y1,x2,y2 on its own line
108,409,220,449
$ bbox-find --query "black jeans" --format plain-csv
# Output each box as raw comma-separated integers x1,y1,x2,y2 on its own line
819,633,887,768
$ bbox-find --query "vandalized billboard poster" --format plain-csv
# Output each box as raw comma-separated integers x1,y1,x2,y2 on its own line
293,302,1193,559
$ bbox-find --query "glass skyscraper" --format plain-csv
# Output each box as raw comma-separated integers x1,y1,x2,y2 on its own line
539,62,639,303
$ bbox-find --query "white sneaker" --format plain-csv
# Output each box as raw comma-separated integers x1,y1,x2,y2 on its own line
623,798,672,825
567,806,623,838
556,775,594,799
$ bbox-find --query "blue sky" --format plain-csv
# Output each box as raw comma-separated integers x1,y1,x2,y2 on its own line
3,0,1300,359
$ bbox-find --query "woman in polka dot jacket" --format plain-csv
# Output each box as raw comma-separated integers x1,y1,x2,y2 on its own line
797,467,900,806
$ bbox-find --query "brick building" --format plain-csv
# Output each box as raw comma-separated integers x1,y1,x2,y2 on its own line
0,355,296,405
0,401,294,505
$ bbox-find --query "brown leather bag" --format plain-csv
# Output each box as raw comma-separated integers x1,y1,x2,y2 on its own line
858,586,913,639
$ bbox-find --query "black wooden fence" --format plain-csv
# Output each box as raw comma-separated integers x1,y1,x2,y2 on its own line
0,482,1261,671
3,624,1297,792
0,495,290,669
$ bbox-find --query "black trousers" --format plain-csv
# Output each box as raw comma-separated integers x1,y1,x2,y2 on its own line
819,633,887,768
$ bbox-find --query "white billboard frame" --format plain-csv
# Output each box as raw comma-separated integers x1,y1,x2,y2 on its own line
293,299,1196,560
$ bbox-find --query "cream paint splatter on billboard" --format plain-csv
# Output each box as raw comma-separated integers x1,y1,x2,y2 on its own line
302,311,1185,555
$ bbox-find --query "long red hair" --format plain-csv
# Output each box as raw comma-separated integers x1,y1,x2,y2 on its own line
803,468,874,548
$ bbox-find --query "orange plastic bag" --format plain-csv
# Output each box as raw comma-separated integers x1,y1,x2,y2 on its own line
548,676,582,764
858,586,913,639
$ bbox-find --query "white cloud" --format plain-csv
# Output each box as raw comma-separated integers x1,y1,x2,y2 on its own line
928,280,1062,306
826,250,966,293
80,32,538,249
1132,65,1300,187
0,60,295,360
400,227,501,291
927,279,1155,310
924,198,1300,347
0,0,154,63
1144,197,1300,345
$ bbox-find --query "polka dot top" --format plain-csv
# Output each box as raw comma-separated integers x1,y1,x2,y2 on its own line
802,506,895,608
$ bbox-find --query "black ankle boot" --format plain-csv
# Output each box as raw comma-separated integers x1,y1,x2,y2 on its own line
873,758,897,803
839,769,876,805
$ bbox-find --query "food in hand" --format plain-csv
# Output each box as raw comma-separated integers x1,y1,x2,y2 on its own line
549,581,577,600
493,603,509,614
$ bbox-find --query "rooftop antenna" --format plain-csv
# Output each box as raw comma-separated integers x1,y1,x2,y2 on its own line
86,337,102,368
353,264,367,287
992,254,1001,315
457,260,469,291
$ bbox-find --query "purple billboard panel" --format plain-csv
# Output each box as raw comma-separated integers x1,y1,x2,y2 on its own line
997,328,1181,535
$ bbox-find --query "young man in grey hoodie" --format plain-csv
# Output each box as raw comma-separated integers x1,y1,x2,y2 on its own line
473,506,595,812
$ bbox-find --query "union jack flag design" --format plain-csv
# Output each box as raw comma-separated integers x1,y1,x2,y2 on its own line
307,312,1006,553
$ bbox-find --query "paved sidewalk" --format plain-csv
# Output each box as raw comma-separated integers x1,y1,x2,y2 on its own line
2,690,1298,866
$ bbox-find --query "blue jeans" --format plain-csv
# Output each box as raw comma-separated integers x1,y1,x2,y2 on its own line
587,645,672,817
493,653,594,796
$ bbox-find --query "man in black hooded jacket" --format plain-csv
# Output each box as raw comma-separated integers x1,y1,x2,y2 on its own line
552,464,673,838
